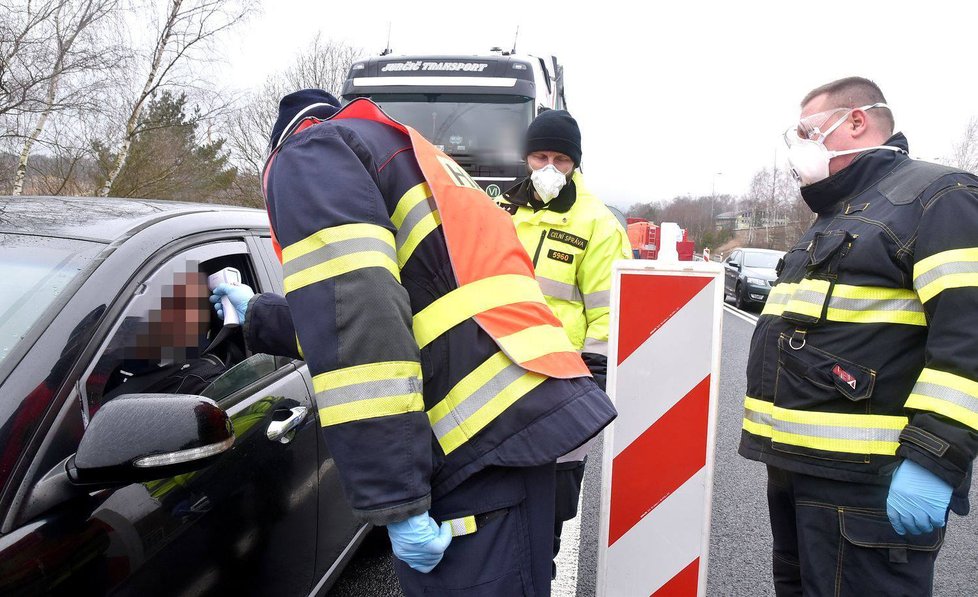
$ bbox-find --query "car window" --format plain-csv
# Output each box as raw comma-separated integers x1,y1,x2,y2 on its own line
200,352,295,406
743,251,783,269
80,241,290,424
0,233,104,368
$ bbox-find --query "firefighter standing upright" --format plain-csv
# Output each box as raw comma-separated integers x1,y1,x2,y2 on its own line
495,110,632,578
739,76,978,595
218,90,616,596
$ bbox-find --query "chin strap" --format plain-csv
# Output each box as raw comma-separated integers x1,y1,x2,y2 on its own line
828,145,907,159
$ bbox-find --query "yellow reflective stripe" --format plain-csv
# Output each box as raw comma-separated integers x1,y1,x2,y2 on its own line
284,252,399,293
914,248,978,303
392,182,441,267
428,352,510,425
313,361,423,426
742,395,907,455
825,284,926,326
497,324,576,364
447,516,478,537
391,182,432,228
296,335,304,359
312,361,421,393
760,284,794,317
770,429,900,455
282,224,398,293
437,370,546,455
282,223,392,263
906,368,978,431
413,275,548,349
783,278,830,319
319,394,424,427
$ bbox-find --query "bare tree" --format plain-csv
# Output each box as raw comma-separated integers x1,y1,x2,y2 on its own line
97,0,254,197
742,166,808,250
0,0,60,122
11,0,122,195
225,33,363,178
948,117,978,175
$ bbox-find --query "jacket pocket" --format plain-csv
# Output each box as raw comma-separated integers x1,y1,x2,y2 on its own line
839,508,944,551
780,230,855,326
772,334,878,463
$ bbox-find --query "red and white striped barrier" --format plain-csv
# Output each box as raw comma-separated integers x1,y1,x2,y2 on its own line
597,260,724,597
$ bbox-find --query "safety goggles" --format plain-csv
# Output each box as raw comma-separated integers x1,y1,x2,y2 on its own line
786,102,890,144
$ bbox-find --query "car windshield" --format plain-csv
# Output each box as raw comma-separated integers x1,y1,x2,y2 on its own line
0,233,103,367
743,251,783,269
370,93,533,164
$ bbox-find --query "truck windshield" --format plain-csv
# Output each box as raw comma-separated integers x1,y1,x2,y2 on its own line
0,233,103,367
371,93,533,163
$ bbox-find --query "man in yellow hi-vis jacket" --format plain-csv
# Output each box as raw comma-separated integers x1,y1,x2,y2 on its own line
495,109,632,578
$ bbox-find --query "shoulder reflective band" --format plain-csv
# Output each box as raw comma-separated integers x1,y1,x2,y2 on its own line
743,395,907,455
392,182,441,267
762,282,926,326
782,278,831,322
313,361,423,426
914,247,978,304
496,324,577,364
428,351,547,455
412,274,551,349
282,223,398,293
906,368,978,431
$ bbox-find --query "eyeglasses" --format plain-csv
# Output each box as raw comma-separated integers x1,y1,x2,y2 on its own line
788,102,890,143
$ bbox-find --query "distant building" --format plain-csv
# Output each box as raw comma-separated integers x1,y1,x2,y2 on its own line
715,209,788,231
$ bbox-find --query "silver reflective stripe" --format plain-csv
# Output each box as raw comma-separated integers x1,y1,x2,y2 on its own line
914,261,978,289
828,296,924,313
536,276,582,302
583,337,608,356
583,289,611,310
316,377,421,409
789,288,828,305
283,237,396,278
912,381,978,414
744,407,773,428
446,516,476,537
395,195,438,251
772,419,902,443
431,363,526,441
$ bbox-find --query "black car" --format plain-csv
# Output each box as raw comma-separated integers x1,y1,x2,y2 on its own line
723,247,785,310
0,197,366,596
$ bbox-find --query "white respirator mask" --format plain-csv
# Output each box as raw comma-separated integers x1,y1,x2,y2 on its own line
784,103,902,186
530,164,569,203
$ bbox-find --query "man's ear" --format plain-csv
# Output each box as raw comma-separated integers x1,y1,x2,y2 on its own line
849,108,870,138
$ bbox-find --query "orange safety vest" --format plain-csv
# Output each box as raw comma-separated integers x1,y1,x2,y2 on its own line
267,98,589,380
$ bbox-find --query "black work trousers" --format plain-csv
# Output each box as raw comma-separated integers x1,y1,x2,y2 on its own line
394,463,556,596
552,459,587,579
766,465,945,597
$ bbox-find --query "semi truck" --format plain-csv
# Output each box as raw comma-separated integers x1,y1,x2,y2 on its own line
341,51,567,197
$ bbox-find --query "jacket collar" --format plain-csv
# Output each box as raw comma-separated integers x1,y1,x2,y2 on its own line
800,133,910,215
504,177,578,213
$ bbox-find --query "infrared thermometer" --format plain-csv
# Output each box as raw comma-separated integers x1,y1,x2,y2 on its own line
208,267,242,325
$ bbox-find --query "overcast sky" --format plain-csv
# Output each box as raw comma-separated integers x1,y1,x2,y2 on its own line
222,0,977,209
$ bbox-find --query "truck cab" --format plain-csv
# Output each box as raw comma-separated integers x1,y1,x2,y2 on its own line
341,53,567,198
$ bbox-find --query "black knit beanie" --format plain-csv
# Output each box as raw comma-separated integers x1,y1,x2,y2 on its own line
524,110,582,167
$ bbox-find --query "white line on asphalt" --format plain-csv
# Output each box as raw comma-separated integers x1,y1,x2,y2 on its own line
723,303,759,325
553,511,582,595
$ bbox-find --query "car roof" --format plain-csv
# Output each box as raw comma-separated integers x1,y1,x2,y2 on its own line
736,247,785,254
0,196,265,243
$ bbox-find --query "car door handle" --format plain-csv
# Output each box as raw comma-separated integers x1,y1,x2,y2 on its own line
267,406,308,443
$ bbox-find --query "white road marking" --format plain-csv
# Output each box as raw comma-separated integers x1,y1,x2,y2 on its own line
723,303,758,325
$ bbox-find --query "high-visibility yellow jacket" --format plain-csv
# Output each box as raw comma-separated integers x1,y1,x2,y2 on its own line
497,172,632,371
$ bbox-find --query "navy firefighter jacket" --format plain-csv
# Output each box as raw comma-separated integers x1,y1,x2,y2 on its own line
247,97,616,525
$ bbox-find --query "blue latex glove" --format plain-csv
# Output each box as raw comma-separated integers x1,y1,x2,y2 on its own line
886,459,953,535
209,283,254,323
387,512,452,573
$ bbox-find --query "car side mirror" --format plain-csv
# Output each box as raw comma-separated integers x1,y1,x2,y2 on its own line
67,394,234,486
